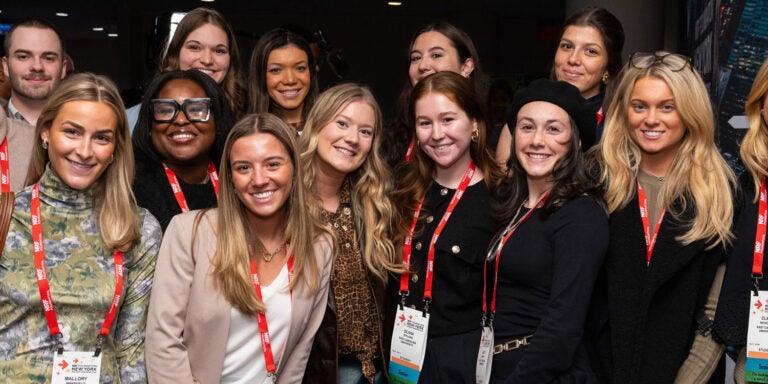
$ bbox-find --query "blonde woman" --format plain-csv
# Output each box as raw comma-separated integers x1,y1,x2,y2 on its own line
299,83,401,383
593,51,735,384
0,73,162,383
146,113,332,383
714,56,768,382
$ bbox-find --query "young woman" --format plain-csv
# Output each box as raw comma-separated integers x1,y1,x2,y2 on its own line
384,22,485,168
488,79,607,382
248,28,319,133
391,71,501,383
594,51,735,384
714,56,768,381
132,69,235,231
299,83,401,383
146,113,332,383
127,7,246,128
497,7,624,163
0,73,162,383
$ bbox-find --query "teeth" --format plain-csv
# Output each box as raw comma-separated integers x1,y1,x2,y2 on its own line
434,145,450,150
69,160,93,168
280,90,299,97
336,147,354,156
171,133,194,140
644,131,662,137
252,191,274,199
196,69,213,75
529,153,549,159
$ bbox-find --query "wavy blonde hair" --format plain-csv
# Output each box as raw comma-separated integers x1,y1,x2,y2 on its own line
597,52,735,246
26,73,140,252
208,113,327,315
299,83,403,281
740,57,768,202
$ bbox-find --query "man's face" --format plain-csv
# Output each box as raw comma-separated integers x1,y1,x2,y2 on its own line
2,26,66,101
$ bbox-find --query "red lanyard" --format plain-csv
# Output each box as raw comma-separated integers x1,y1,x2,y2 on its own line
596,106,604,125
400,162,476,306
483,193,549,317
162,161,219,212
0,138,10,192
404,140,415,162
753,178,768,278
637,179,666,264
31,182,124,354
249,251,294,376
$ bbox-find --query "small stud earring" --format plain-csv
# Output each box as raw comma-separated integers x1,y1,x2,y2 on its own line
602,72,609,84
471,129,479,142
41,139,48,150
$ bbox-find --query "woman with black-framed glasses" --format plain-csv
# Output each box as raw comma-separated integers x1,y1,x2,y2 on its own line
589,50,735,383
132,69,235,231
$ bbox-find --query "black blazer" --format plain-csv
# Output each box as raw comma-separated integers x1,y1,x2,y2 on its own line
598,193,724,384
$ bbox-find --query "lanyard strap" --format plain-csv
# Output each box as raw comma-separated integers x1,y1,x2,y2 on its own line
637,179,665,264
753,178,768,277
162,161,220,212
31,183,124,353
404,140,415,162
0,138,9,193
249,252,294,376
400,162,476,306
483,193,549,317
596,106,604,125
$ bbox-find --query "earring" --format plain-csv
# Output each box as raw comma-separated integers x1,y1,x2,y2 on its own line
602,72,609,84
41,139,48,150
471,129,479,142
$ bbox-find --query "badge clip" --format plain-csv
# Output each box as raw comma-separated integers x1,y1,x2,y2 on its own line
754,274,763,296
54,334,64,355
399,291,408,310
422,298,431,317
94,335,104,357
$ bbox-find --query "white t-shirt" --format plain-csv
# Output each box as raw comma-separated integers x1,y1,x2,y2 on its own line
220,263,293,384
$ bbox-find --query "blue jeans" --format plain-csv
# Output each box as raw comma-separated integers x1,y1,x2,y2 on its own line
338,355,385,384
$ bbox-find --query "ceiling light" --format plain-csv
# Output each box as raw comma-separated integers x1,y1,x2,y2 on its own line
108,33,118,37
92,27,104,32
388,1,403,5
55,12,68,17
201,0,215,2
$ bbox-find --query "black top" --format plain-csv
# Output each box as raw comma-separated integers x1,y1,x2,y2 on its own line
399,180,496,337
492,196,608,382
132,149,218,232
714,174,754,348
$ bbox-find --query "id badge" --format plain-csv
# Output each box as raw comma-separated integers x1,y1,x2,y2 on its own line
746,291,768,383
389,306,430,384
475,326,494,384
51,351,102,384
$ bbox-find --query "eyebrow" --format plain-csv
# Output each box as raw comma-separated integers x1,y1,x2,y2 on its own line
13,49,60,57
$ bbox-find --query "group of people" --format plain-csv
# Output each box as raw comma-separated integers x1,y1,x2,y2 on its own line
0,4,766,384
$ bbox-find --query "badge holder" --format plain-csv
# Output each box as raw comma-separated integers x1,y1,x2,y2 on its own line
746,275,768,383
389,292,430,384
50,336,104,384
476,312,494,384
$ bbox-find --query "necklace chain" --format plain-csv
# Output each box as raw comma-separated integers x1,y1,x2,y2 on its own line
262,242,286,262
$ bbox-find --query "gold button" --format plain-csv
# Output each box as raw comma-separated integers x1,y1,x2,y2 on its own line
342,207,351,215
414,242,422,250
411,274,419,283
334,222,339,228
426,216,434,223
341,225,348,231
345,243,351,248
451,245,461,254
440,188,449,196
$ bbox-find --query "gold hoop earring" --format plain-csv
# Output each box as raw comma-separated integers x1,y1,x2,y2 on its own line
602,72,609,84
471,129,479,142
41,139,48,150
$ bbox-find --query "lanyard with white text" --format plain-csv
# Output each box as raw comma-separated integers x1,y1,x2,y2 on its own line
753,178,768,292
637,179,665,264
405,141,415,162
162,161,219,212
400,162,476,309
31,182,124,355
483,193,549,322
250,250,294,379
0,138,9,192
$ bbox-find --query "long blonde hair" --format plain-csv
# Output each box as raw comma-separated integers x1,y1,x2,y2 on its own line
209,113,327,315
299,83,403,281
598,52,735,246
740,56,768,202
26,73,140,252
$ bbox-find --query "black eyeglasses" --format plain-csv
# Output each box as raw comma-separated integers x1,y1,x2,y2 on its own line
150,98,212,123
627,52,693,72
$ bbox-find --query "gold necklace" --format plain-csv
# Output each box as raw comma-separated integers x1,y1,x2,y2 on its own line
262,242,286,262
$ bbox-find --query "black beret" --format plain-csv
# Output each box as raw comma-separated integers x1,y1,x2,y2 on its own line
507,79,597,149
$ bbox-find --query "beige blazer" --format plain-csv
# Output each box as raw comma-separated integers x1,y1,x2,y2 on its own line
0,112,35,191
145,209,332,384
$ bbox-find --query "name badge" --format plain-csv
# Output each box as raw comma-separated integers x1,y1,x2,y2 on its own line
746,291,768,383
389,306,429,384
475,326,494,384
51,351,102,384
